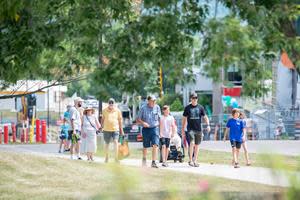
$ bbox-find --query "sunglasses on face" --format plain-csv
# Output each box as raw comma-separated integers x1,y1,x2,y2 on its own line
109,102,114,105
192,97,198,99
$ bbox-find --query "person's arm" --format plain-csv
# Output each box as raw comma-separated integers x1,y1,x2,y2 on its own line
203,115,211,133
223,127,229,141
101,115,105,130
95,116,101,130
159,118,163,138
171,117,176,138
118,110,124,135
136,108,150,128
242,128,246,142
181,116,187,137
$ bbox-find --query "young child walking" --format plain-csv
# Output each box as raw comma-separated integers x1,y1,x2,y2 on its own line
159,105,176,167
239,112,251,166
223,109,246,168
58,117,69,153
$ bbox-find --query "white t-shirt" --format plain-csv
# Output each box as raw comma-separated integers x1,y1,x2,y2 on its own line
69,106,81,131
160,115,175,138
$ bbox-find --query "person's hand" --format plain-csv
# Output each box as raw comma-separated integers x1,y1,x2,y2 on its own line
206,125,211,133
143,122,150,128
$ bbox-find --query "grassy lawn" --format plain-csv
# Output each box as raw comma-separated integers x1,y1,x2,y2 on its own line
0,151,286,200
96,144,300,172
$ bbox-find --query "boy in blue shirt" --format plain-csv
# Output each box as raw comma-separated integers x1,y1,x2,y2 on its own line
58,117,69,153
223,109,246,168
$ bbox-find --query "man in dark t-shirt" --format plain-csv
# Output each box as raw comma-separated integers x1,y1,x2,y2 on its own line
182,93,211,167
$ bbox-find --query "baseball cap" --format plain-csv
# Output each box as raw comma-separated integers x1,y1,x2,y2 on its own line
190,93,198,99
108,98,115,104
74,97,84,102
147,95,157,101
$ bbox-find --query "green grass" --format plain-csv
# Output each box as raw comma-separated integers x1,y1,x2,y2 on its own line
0,151,285,200
96,145,300,171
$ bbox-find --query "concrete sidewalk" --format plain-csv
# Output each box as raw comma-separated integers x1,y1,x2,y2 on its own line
0,144,295,187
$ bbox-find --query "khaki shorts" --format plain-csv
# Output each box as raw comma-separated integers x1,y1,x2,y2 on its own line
187,130,202,145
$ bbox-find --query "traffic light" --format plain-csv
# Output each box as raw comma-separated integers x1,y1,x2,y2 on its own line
157,66,163,97
27,94,36,106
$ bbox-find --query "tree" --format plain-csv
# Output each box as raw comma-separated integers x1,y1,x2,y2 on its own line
202,1,300,98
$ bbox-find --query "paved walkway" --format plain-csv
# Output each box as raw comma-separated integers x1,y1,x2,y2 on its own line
129,140,300,156
0,144,296,188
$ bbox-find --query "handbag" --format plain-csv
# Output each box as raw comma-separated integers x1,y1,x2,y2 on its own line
118,135,130,160
86,115,101,135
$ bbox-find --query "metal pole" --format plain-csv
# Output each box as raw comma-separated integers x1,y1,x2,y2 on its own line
47,81,50,131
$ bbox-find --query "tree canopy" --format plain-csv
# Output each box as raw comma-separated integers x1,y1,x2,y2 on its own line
0,0,299,99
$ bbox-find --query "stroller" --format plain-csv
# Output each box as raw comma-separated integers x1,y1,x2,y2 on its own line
159,132,185,163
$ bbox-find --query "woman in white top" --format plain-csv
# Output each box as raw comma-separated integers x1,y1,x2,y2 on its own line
81,107,101,161
159,105,176,167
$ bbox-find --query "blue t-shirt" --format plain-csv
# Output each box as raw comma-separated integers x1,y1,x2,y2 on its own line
60,124,69,137
226,118,244,142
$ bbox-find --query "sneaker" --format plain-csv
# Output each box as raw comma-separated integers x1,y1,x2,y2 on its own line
77,157,82,160
188,161,194,167
151,161,159,168
142,158,147,167
64,148,70,152
58,150,61,153
70,155,74,160
234,162,240,168
162,162,168,167
193,162,199,167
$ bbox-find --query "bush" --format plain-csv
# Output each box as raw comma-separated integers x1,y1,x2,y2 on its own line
170,98,184,111
157,94,183,109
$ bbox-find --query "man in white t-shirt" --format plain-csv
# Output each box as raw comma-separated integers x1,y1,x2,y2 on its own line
69,97,84,160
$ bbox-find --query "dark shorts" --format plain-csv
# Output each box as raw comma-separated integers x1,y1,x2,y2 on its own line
103,131,119,144
142,127,159,148
160,137,170,148
71,130,81,144
187,130,202,145
59,135,67,140
68,130,73,140
230,140,242,149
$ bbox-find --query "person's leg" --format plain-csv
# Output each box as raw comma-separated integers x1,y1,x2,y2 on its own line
151,128,159,168
194,144,199,162
113,139,119,161
104,143,109,161
233,147,237,163
58,139,63,153
152,144,158,161
162,144,166,163
142,128,150,165
242,142,251,165
113,132,120,162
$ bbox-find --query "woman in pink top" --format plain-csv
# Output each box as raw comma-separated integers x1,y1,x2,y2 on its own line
160,105,176,167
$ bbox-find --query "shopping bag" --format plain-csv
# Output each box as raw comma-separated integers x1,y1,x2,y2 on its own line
118,135,130,160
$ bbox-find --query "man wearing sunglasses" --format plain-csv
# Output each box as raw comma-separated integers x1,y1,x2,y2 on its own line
102,98,124,163
182,93,211,167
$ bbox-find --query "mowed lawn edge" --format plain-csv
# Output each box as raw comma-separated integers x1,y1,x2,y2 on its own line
0,151,286,200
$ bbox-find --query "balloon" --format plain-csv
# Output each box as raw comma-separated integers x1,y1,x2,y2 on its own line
232,101,239,108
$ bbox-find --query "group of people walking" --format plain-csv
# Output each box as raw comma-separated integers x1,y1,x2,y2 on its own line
58,97,123,163
58,93,250,168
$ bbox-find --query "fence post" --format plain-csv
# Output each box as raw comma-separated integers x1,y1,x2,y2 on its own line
36,119,40,143
41,120,47,144
4,125,9,144
12,123,16,143
0,127,2,144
